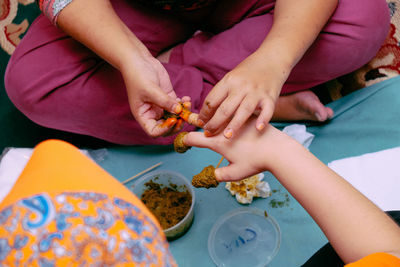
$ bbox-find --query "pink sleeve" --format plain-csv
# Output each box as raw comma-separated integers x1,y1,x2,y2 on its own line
37,0,73,25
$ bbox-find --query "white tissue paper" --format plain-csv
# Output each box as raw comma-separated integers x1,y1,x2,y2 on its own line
0,147,107,204
282,124,315,149
328,146,400,211
225,173,271,204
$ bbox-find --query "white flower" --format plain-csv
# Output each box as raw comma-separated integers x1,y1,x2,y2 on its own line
225,173,271,204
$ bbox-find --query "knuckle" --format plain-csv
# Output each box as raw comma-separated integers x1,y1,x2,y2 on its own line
224,73,244,85
204,100,217,111
214,138,226,149
229,121,241,132
205,124,217,132
218,105,231,118
199,111,211,122
223,73,235,83
242,102,255,113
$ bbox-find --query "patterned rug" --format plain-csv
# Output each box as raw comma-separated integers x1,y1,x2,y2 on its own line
0,1,109,151
323,0,400,101
0,0,39,68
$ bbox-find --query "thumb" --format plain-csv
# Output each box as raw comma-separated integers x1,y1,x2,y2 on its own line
183,131,214,149
147,85,181,114
215,164,251,182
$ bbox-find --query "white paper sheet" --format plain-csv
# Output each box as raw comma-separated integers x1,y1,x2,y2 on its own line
328,146,400,211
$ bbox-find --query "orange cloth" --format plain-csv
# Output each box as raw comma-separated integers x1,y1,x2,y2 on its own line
1,139,152,213
0,140,176,266
345,252,400,267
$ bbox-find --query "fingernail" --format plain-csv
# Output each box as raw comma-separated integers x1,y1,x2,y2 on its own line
197,119,205,127
204,130,212,137
173,104,182,114
256,123,265,131
224,129,233,139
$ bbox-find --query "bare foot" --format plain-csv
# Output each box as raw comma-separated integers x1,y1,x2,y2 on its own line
272,90,334,122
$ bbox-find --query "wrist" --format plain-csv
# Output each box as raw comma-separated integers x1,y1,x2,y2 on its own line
117,47,153,75
261,128,306,174
113,28,153,72
255,26,309,75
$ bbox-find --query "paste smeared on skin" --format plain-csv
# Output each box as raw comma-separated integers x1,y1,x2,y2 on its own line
192,165,219,188
162,103,198,128
174,132,191,153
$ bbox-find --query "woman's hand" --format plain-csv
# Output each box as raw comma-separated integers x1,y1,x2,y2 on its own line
198,52,289,139
121,54,184,137
58,0,184,138
198,0,338,139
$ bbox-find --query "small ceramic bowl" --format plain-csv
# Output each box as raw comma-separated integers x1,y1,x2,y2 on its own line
131,169,195,240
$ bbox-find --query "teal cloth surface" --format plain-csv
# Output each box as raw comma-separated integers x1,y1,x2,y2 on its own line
99,76,400,267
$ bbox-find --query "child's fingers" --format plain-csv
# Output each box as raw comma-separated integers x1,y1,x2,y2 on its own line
198,83,227,125
183,131,213,149
203,94,243,135
222,95,258,139
187,113,203,127
215,164,254,182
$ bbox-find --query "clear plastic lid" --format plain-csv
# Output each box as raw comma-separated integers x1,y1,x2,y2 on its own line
208,207,281,267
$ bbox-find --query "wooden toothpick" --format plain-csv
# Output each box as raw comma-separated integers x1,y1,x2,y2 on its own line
216,156,224,168
122,162,163,185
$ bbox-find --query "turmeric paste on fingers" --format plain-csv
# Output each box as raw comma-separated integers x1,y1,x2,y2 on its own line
174,131,191,153
192,165,219,189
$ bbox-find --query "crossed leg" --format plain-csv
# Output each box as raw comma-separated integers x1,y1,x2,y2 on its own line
4,0,390,145
164,0,389,122
5,0,206,145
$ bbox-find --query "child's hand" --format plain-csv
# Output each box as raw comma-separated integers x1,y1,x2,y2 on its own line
184,117,290,181
197,52,289,139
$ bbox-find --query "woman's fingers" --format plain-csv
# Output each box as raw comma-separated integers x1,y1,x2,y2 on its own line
198,83,228,126
256,97,275,131
222,95,259,138
142,117,172,137
148,86,182,114
203,93,244,135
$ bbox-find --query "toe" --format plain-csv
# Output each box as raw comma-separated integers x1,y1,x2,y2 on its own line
327,107,334,119
273,90,333,122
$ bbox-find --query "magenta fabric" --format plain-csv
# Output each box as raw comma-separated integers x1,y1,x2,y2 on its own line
5,0,390,145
